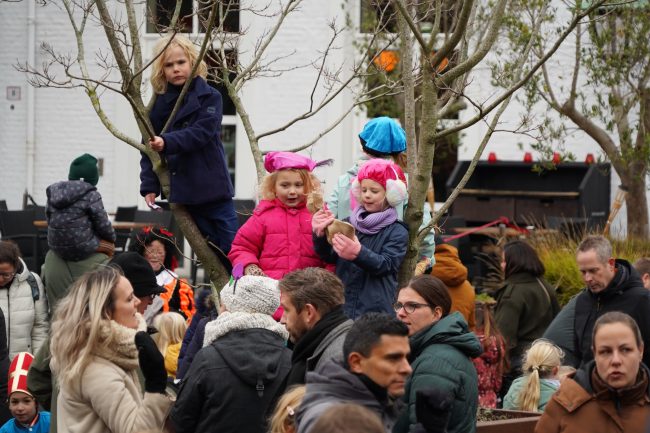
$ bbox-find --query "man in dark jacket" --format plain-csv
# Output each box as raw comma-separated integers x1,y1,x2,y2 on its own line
547,235,650,368
171,275,291,433
296,313,411,433
280,268,353,388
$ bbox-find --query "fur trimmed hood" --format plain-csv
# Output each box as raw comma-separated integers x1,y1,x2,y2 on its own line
203,311,288,347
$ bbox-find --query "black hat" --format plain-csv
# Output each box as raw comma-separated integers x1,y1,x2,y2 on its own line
110,253,166,298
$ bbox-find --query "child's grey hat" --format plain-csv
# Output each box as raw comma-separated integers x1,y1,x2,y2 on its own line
220,275,280,316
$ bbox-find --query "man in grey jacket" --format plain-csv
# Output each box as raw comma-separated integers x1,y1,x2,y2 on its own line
280,268,353,388
296,313,412,433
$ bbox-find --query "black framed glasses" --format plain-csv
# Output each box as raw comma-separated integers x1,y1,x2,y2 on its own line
392,301,432,314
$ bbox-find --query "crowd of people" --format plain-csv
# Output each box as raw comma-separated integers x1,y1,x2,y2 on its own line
3,33,650,433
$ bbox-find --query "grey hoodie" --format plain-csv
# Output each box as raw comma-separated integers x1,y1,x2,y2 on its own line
297,359,401,433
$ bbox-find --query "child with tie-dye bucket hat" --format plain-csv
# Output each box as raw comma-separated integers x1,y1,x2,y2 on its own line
0,352,50,433
312,159,409,319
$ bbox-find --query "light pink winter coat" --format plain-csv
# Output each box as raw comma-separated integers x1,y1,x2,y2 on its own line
228,198,330,279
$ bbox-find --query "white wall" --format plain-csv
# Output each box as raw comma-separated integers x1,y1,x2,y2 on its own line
1,0,31,209
0,0,144,211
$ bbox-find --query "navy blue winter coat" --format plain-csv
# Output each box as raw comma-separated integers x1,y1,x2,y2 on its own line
140,77,234,205
313,220,408,319
176,312,216,380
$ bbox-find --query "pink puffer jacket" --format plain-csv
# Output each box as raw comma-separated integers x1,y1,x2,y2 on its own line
228,199,330,279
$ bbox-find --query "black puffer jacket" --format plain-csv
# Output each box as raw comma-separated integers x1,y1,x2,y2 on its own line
171,328,291,433
574,259,650,368
46,180,115,261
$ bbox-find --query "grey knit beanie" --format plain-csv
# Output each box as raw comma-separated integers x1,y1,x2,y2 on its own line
220,275,280,315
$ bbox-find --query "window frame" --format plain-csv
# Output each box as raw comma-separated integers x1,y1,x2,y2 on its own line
145,0,240,35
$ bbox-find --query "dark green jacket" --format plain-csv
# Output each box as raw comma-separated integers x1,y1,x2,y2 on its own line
394,312,482,433
41,250,110,313
494,273,560,370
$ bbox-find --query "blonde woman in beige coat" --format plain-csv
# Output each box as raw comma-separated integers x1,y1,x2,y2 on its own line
50,266,172,433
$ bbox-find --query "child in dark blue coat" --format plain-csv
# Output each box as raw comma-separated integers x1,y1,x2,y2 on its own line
312,159,409,319
140,35,238,268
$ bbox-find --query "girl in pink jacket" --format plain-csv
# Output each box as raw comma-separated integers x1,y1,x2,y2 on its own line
228,152,332,284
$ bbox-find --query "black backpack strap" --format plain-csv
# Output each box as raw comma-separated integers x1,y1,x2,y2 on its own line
27,272,40,302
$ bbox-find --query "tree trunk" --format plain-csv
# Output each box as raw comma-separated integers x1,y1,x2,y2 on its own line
399,61,438,286
623,169,649,239
145,150,230,289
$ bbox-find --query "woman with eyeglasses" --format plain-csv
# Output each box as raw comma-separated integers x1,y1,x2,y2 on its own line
535,312,650,433
0,241,49,359
393,275,482,433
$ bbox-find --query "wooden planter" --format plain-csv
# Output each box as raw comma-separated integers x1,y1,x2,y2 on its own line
476,408,541,433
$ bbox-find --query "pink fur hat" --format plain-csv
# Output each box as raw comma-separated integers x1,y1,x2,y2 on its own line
357,159,407,189
352,159,408,207
264,151,332,173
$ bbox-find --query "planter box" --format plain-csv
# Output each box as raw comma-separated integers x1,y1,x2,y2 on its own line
476,408,541,433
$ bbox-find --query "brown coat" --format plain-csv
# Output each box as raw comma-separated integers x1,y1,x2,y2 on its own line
535,364,650,433
431,243,476,330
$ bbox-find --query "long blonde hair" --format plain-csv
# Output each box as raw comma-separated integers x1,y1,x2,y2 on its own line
153,312,187,356
268,385,306,433
50,266,123,388
518,339,564,412
150,35,208,94
259,169,322,202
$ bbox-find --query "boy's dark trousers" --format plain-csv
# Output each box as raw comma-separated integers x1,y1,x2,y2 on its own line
186,199,238,272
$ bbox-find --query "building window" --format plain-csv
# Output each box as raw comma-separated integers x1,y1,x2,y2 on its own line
204,49,237,116
146,0,239,34
360,0,397,34
359,0,458,35
205,49,237,187
198,0,239,33
221,124,236,187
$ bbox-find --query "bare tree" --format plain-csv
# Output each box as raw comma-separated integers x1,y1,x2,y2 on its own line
504,0,650,238
17,0,393,287
17,0,607,288
379,0,607,283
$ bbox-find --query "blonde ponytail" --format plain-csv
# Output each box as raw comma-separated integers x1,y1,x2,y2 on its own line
515,339,564,412
518,367,542,412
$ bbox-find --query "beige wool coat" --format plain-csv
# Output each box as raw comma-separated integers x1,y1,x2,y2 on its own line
57,318,172,433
